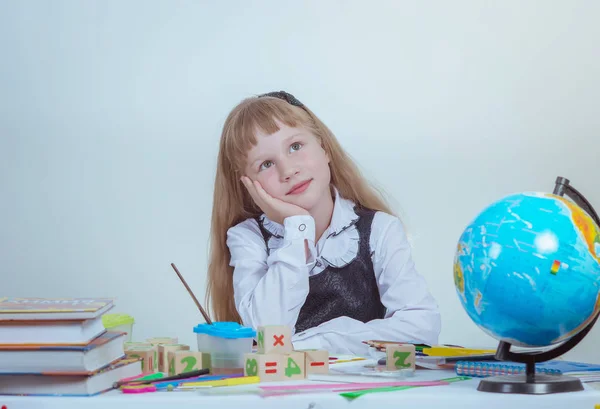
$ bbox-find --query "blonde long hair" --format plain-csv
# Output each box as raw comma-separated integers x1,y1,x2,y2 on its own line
206,93,395,323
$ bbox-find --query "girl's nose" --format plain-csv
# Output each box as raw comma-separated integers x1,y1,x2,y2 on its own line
281,164,300,181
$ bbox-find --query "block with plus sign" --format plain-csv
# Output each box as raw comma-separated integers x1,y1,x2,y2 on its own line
256,325,292,354
386,344,416,371
244,353,284,382
125,346,157,373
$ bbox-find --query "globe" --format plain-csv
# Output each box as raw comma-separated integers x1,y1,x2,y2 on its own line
454,191,600,348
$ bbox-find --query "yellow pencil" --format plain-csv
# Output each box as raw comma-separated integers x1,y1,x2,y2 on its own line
331,357,366,364
180,376,260,388
422,347,496,357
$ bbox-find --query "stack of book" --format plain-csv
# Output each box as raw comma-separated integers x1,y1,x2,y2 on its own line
0,297,142,396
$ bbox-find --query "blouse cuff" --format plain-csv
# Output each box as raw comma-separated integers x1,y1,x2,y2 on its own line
283,215,316,242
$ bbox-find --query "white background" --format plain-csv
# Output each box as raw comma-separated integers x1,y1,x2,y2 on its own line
1,1,599,362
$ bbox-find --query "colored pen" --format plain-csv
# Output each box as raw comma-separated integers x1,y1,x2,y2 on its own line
139,368,210,384
179,376,260,388
153,373,244,390
115,368,210,388
114,372,164,388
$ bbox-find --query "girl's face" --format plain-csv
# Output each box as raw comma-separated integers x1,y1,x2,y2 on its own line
244,122,331,212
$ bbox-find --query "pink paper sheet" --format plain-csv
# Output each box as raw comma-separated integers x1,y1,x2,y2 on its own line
260,380,447,391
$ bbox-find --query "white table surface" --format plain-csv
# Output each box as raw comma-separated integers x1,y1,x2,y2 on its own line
2,363,600,409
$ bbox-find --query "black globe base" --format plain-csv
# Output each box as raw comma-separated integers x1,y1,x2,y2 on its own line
478,373,583,394
477,177,600,395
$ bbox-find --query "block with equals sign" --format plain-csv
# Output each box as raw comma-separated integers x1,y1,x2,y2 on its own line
244,353,284,381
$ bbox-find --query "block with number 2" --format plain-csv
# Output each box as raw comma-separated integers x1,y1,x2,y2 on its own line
168,351,211,376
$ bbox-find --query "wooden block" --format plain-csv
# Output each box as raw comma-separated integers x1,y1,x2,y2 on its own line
158,344,190,373
244,353,284,382
125,346,157,373
257,325,292,354
386,344,416,371
301,349,329,374
281,351,306,380
123,342,151,351
168,351,211,376
146,337,178,346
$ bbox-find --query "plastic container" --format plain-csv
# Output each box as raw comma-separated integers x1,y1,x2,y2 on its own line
102,313,135,342
193,322,255,374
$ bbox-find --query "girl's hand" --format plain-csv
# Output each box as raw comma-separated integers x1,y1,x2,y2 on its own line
241,176,310,225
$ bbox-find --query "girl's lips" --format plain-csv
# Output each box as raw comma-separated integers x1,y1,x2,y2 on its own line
287,179,312,195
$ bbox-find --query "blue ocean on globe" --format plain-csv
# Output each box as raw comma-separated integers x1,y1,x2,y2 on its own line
454,192,600,347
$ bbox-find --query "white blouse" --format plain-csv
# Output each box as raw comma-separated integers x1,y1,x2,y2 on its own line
227,189,441,355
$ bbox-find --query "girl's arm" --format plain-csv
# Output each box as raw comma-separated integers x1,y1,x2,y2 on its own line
228,215,316,330
291,212,441,355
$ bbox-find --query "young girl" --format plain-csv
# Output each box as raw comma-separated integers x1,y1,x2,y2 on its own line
206,91,441,354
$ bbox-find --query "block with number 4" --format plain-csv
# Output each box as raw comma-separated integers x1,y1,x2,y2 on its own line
244,353,284,381
281,351,306,380
302,349,329,374
386,344,416,371
257,325,292,354
168,351,211,376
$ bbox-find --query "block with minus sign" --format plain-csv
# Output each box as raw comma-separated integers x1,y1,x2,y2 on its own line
300,349,329,374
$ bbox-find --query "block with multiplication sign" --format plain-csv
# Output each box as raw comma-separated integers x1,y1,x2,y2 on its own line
158,344,190,373
386,344,416,371
302,349,329,374
282,351,306,380
244,353,284,382
257,325,292,354
125,346,157,373
168,351,211,376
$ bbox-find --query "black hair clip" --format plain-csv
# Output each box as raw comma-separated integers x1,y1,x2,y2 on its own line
258,90,304,108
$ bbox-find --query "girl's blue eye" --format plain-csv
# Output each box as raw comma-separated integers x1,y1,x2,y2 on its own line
290,142,302,152
259,160,273,171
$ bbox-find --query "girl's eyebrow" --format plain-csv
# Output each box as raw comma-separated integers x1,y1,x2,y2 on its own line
283,132,304,142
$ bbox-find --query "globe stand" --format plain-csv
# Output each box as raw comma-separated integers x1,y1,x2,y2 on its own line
478,176,600,395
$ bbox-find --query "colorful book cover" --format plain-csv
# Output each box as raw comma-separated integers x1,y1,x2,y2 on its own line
455,360,600,378
0,297,114,314
0,356,140,376
0,330,124,351
0,357,142,396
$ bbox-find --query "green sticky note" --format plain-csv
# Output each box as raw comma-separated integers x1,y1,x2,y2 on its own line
136,373,164,381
